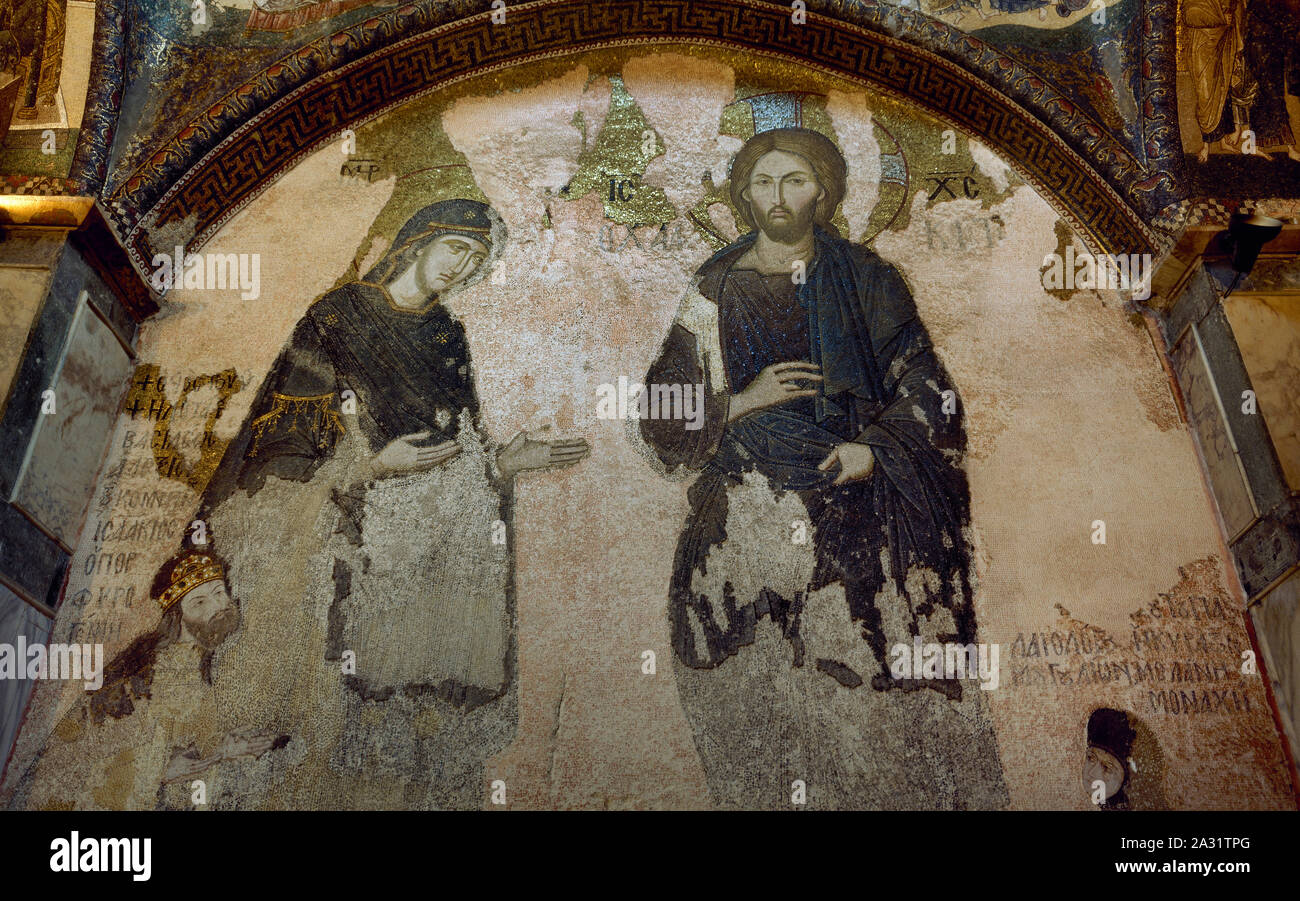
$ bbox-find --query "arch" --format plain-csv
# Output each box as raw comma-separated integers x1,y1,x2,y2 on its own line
74,0,1185,278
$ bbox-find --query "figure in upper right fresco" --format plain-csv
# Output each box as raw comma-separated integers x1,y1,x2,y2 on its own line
1184,0,1300,163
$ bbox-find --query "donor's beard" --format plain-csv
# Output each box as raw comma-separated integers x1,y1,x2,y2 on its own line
186,606,241,649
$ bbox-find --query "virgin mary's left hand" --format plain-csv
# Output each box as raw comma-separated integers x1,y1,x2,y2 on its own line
497,429,591,479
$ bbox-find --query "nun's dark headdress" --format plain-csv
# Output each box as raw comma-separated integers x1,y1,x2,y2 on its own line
1087,708,1136,762
1087,707,1137,809
363,198,503,286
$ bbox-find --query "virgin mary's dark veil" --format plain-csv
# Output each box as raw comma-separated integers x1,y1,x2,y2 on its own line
360,197,506,287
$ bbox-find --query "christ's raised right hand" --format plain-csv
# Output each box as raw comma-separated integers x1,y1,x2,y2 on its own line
369,431,462,478
727,361,822,422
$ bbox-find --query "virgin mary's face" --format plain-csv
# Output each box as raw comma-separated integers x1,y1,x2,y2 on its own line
416,234,490,295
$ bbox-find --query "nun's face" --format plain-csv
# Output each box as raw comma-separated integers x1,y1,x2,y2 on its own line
1082,745,1126,803
416,234,489,294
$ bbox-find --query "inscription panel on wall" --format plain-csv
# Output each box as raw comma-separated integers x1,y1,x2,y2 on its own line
11,294,133,548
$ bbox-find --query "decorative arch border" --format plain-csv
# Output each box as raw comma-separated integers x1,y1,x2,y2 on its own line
74,0,1184,279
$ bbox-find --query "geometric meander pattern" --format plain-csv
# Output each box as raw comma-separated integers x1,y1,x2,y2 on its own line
97,0,1181,272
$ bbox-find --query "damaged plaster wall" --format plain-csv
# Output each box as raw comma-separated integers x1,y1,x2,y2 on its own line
2,50,1292,810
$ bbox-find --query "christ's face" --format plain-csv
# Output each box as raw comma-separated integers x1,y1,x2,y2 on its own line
416,234,489,295
1082,745,1125,802
743,149,825,243
180,580,240,649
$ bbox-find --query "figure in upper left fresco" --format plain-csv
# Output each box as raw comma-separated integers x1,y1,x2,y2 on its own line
0,0,65,123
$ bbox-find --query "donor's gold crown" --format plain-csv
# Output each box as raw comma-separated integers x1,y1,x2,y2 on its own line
157,551,224,611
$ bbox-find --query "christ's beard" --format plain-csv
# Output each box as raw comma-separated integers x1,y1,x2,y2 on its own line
186,606,240,649
755,204,816,243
